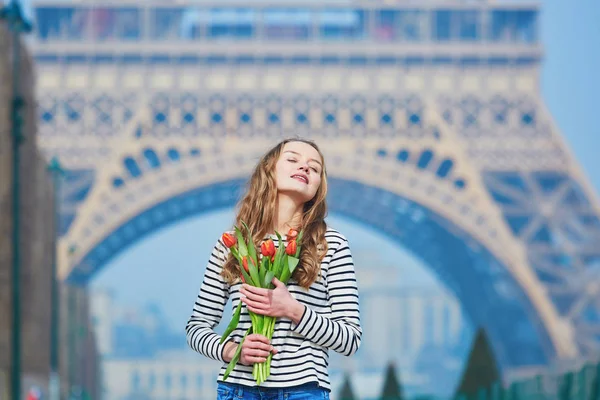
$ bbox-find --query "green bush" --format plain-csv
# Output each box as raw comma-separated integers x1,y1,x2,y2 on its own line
380,362,404,400
453,327,501,399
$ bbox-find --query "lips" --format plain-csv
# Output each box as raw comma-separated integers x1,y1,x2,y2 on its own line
291,174,309,184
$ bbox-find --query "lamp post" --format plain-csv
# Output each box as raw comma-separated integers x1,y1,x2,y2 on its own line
0,2,32,400
69,286,76,398
47,157,64,400
64,247,78,400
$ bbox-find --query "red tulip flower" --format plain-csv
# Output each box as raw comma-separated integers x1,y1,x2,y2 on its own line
261,239,276,258
222,232,237,248
287,228,298,239
242,256,249,273
285,240,297,256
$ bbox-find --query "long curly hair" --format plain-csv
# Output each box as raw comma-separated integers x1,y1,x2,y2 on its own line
221,138,329,289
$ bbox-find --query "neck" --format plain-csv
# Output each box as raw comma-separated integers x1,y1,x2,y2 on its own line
274,194,303,234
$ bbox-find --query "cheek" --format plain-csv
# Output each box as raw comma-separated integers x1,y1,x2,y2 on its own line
310,177,322,192
275,172,286,188
275,163,287,181
276,161,291,177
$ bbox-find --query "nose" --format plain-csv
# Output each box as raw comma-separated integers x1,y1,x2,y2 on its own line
298,162,309,173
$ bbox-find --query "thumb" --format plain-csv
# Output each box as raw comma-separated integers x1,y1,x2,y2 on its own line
271,276,284,288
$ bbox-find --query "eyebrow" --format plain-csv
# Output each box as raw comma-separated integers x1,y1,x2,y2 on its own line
284,150,322,167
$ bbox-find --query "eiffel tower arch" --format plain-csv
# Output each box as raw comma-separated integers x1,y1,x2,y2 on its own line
31,0,600,377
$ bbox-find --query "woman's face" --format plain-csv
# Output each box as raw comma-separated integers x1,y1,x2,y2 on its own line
274,141,323,204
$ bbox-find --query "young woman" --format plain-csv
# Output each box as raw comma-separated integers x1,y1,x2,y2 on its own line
186,138,362,399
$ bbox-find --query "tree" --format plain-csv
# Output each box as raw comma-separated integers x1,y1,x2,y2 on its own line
453,327,501,399
589,363,600,400
380,362,404,400
338,373,357,400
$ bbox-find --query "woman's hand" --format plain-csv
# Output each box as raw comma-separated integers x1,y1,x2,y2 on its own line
240,278,305,323
239,334,277,366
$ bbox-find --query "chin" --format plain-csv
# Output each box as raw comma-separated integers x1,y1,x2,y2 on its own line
279,187,314,204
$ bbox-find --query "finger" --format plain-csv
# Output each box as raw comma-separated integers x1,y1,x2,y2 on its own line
246,306,270,317
271,277,284,288
240,286,269,304
243,348,270,359
240,288,269,304
242,296,269,309
247,333,268,340
246,334,272,347
242,284,270,296
241,297,270,312
245,304,273,317
242,347,271,360
240,350,267,365
244,347,271,358
244,355,267,365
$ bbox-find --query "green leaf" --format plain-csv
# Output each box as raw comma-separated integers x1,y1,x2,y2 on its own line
295,230,304,258
219,301,243,344
273,232,286,277
240,265,254,286
261,254,269,269
288,256,300,274
234,226,248,257
230,246,240,260
248,257,262,289
241,221,259,268
250,311,264,338
240,220,250,232
259,256,268,286
279,256,291,283
280,269,290,285
223,326,252,381
274,253,285,280
264,270,275,288
280,256,300,284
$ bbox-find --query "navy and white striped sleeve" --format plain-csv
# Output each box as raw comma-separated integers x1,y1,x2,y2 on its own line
291,237,362,356
185,238,231,362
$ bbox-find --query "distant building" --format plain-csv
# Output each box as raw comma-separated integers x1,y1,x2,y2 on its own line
102,351,219,400
351,256,467,369
90,288,114,356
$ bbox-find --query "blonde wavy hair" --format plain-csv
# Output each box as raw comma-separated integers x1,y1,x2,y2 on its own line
221,138,329,289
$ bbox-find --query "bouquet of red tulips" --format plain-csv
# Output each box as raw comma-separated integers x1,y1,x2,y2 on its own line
219,222,303,385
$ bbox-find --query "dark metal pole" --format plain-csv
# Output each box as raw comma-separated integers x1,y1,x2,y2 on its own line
48,158,64,400
69,286,76,398
10,33,22,400
2,3,33,398
1,2,29,399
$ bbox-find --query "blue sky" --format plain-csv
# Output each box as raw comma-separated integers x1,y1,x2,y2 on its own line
540,1,600,192
16,0,599,329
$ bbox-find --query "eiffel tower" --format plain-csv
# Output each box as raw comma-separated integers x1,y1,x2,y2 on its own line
29,0,600,377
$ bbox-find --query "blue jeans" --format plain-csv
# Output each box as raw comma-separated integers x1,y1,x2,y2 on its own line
216,381,330,400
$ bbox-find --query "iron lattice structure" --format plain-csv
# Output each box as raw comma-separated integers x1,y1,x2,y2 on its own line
29,0,600,377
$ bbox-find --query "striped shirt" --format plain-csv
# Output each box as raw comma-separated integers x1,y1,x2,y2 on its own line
185,227,362,391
